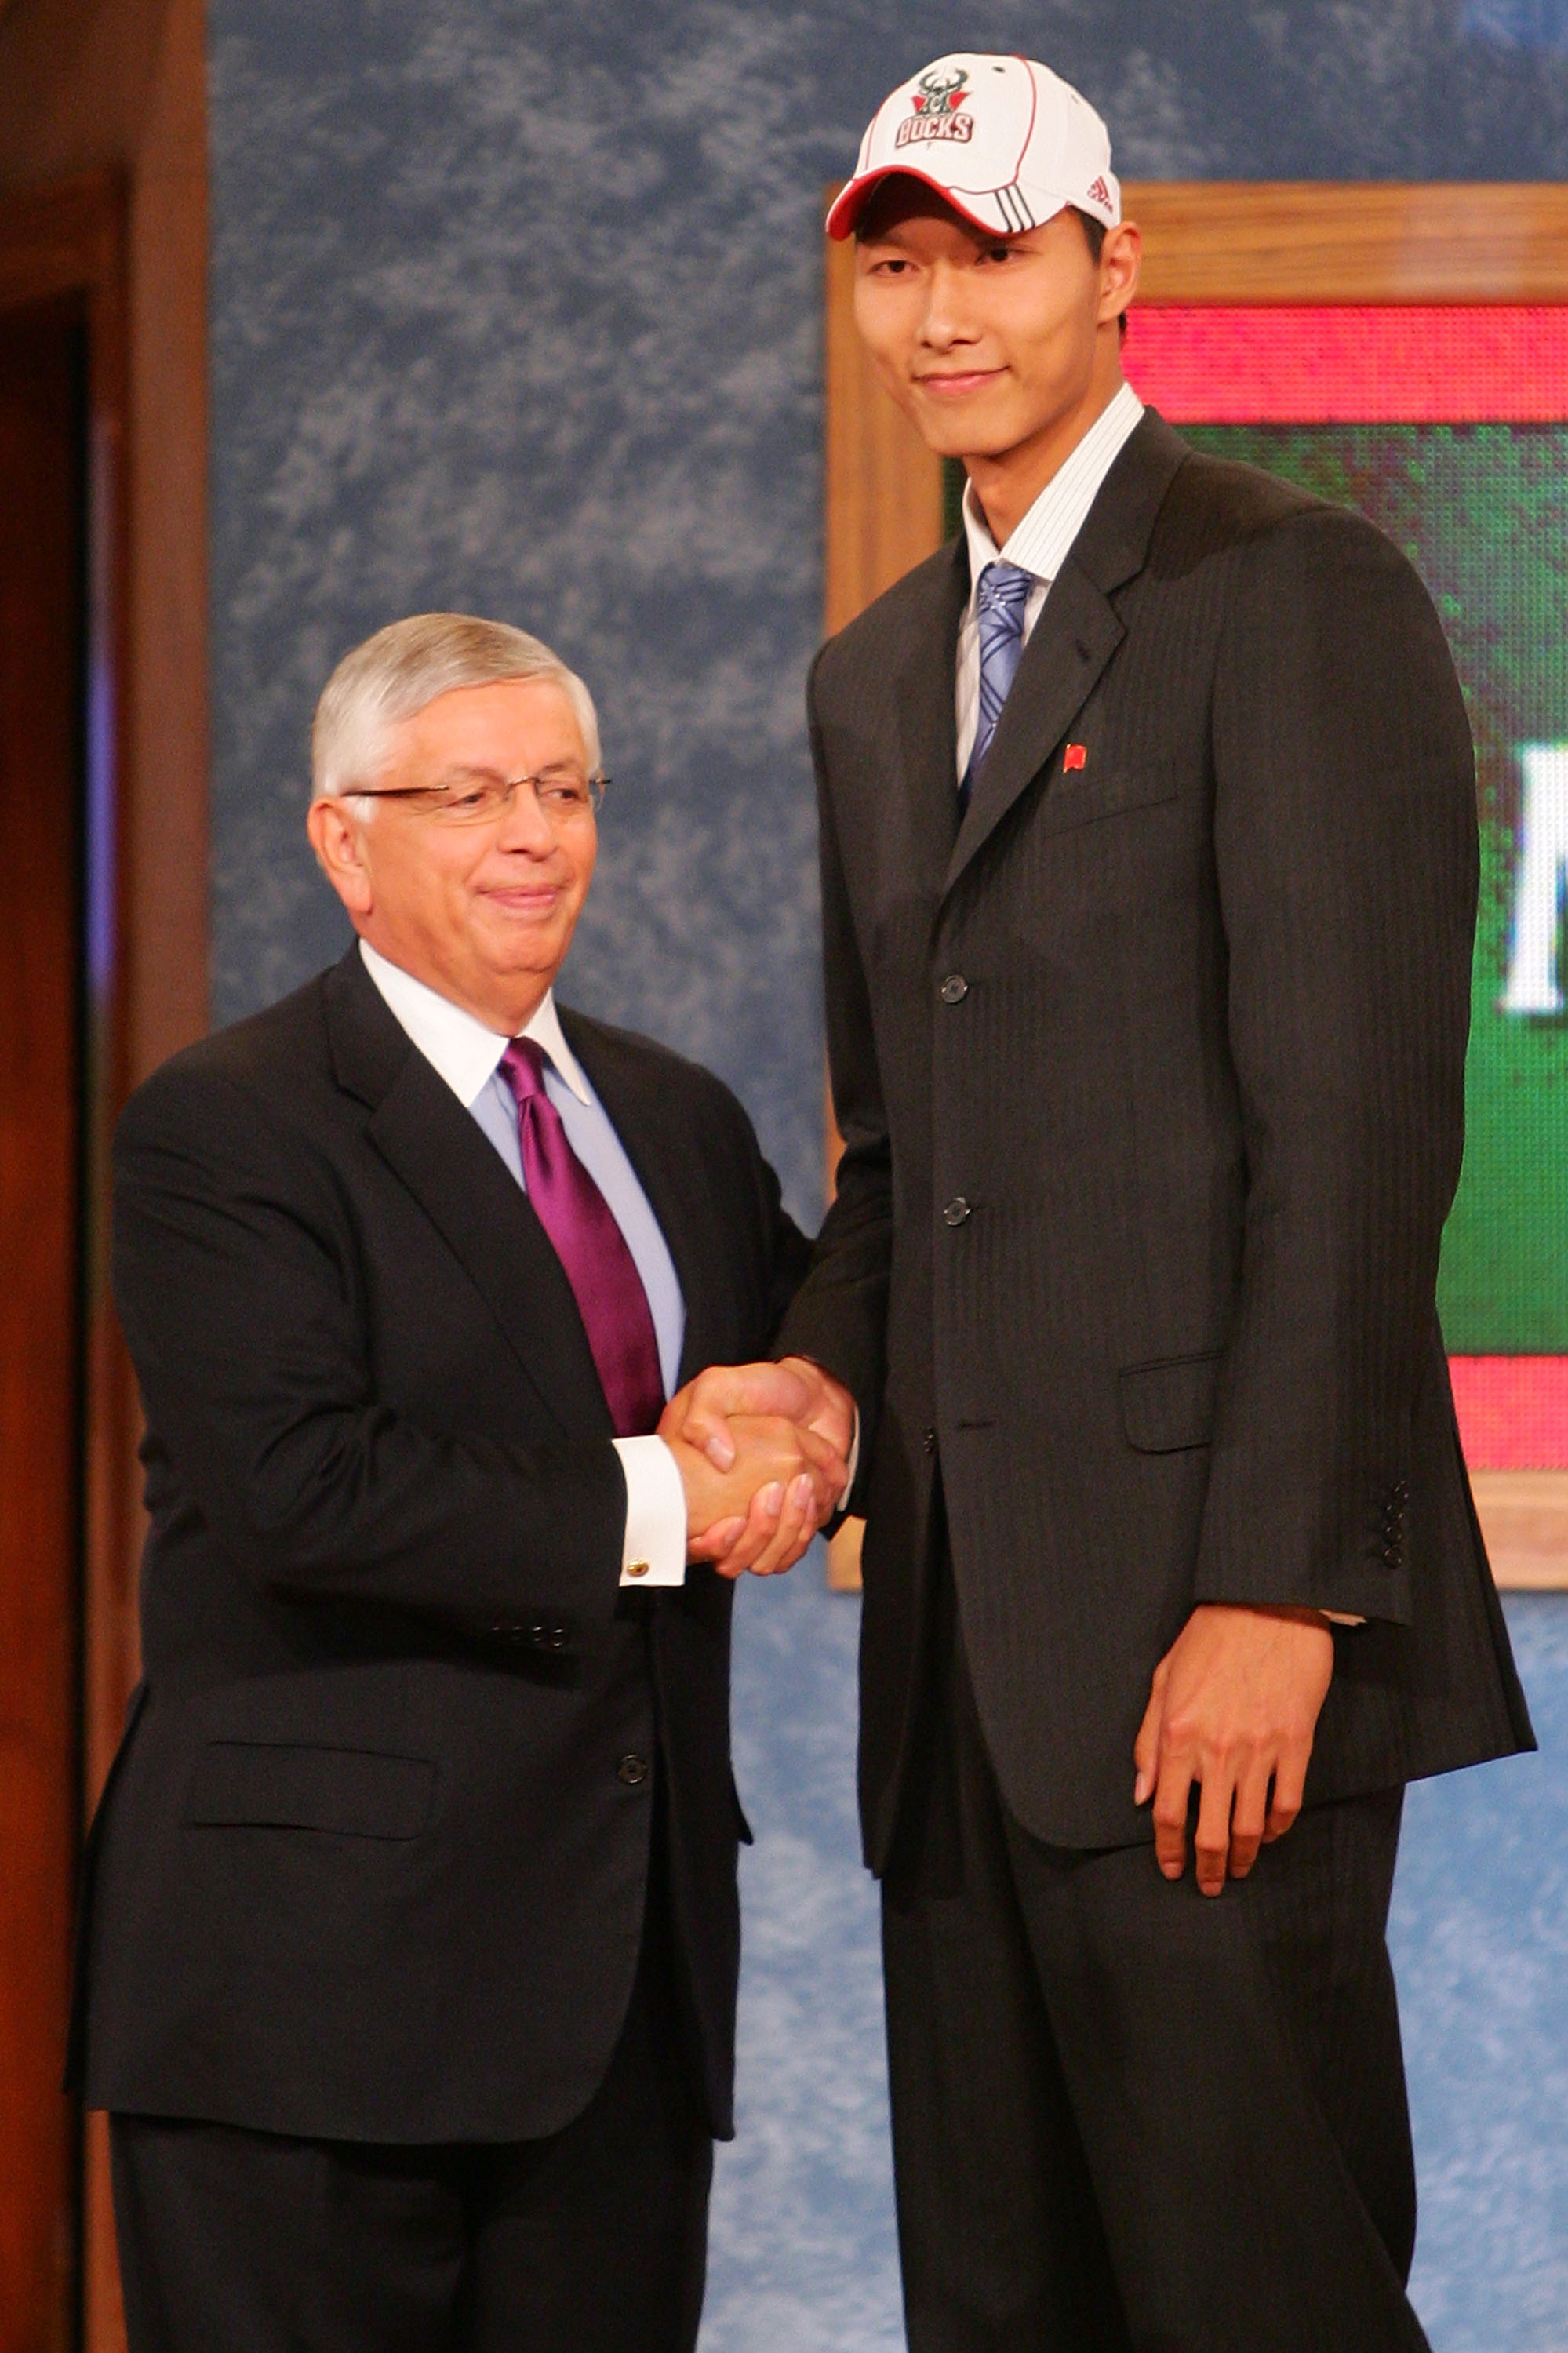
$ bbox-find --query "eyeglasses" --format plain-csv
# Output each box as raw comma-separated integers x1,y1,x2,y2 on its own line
351,767,609,827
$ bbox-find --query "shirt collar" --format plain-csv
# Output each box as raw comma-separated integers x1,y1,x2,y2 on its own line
358,939,593,1108
962,379,1145,598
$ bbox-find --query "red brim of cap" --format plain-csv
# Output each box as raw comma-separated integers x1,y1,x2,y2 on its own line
825,165,1023,242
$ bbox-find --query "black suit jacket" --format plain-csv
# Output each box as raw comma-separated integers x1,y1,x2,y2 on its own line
780,410,1533,1861
75,946,808,2143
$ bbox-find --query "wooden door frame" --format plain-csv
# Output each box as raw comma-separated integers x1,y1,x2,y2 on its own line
0,163,140,1919
822,182,1568,1590
0,170,136,2353
0,164,207,2351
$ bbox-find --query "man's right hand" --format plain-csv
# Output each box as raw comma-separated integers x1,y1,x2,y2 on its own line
664,1413,847,1579
661,1358,858,1577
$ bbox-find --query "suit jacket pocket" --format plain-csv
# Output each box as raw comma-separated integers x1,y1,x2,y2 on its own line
1119,1350,1224,1453
185,1741,435,1840
1039,751,1178,837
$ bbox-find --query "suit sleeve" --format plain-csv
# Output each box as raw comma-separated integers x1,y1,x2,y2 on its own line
773,653,894,1477
113,1063,629,1640
1195,506,1477,1623
744,1097,815,1349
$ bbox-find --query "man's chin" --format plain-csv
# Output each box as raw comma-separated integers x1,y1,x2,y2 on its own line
475,899,571,955
475,911,574,975
908,401,1028,464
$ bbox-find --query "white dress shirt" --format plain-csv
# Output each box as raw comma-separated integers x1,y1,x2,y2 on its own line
955,380,1145,780
359,940,689,1587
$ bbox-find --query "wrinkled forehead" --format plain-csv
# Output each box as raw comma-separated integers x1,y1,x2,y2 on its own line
394,675,588,766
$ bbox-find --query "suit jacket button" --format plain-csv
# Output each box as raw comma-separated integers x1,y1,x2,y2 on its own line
548,1624,569,1650
617,1754,650,1787
943,1196,971,1227
940,973,969,1005
922,1428,937,1456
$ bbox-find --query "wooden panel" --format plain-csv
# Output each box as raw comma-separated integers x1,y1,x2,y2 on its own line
1123,182,1568,304
1471,1473,1568,1590
824,221,945,636
2,3,209,2321
123,0,209,1090
0,177,118,314
826,1518,864,1594
0,293,85,2353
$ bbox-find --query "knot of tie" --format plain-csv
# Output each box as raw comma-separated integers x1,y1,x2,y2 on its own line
963,560,1037,808
499,1036,548,1105
976,559,1035,623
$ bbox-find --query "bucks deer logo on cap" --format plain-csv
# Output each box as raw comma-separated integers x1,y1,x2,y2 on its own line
897,65,974,147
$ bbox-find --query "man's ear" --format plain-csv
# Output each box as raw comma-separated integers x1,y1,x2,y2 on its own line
307,796,375,918
1099,219,1141,329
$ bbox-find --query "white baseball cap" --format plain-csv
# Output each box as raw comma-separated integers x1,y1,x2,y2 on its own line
826,53,1120,243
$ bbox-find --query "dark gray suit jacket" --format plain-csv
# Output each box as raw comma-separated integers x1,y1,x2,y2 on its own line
780,409,1533,1860
74,947,808,2142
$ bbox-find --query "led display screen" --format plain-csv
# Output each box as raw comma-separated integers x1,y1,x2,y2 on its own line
1174,421,1567,1362
946,308,1568,1463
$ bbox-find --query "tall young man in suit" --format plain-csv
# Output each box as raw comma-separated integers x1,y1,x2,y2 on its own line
75,614,845,2353
673,54,1534,2351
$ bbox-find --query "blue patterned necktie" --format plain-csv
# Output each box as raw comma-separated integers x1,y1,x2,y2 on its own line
961,560,1035,809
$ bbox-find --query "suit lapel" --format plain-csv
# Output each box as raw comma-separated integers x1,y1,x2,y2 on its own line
562,1013,715,1389
944,564,1125,896
941,409,1191,902
891,539,969,898
325,949,610,1438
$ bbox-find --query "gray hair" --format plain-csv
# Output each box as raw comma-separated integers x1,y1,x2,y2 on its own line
311,612,602,802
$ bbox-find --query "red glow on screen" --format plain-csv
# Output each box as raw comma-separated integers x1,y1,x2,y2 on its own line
1123,306,1568,424
1450,1359,1568,1470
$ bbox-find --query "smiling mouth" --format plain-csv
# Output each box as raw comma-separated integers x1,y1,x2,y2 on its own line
915,367,1005,396
484,885,562,915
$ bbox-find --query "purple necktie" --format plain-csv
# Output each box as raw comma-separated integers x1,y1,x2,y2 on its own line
499,1039,664,1438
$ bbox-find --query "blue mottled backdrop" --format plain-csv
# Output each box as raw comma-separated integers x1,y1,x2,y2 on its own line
207,5,1568,2345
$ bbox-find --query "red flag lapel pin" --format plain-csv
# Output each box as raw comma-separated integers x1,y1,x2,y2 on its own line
1064,744,1087,772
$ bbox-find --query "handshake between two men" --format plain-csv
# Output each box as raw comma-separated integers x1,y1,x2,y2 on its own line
660,1356,857,1577
82,544,1532,2353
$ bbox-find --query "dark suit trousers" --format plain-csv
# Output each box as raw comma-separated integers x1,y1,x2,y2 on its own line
882,1561,1429,2353
109,1861,712,2353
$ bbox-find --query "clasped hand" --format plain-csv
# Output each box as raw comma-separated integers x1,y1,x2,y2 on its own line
659,1357,857,1580
664,1368,1334,1886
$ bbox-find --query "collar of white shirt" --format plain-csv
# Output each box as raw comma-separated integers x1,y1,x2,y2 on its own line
961,379,1145,599
358,938,592,1109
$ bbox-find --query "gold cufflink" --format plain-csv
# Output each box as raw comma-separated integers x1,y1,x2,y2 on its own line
626,1559,651,1579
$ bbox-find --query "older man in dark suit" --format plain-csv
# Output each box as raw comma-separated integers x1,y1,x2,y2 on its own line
673,52,1534,2353
72,613,844,2353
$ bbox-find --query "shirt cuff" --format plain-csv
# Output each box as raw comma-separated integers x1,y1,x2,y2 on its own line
843,1409,861,1505
613,1436,686,1587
